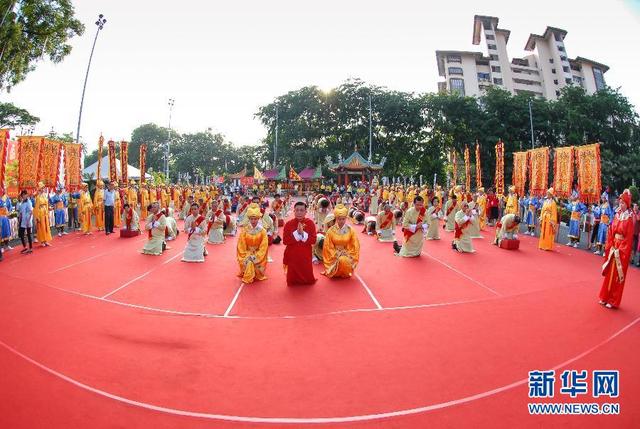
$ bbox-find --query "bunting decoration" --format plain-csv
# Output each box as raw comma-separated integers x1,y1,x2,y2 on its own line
120,140,129,183
528,147,550,197
17,136,43,191
464,145,471,191
289,165,301,181
0,129,8,188
553,146,574,199
254,165,264,181
494,139,504,197
575,143,601,204
140,144,147,183
37,139,62,188
475,142,482,190
107,140,117,183
512,151,528,198
96,135,104,181
452,150,457,186
64,143,82,190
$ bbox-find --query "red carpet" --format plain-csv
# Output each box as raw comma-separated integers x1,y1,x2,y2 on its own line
0,217,638,428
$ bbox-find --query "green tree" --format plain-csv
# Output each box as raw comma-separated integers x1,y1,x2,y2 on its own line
129,123,173,173
0,101,39,128
0,0,84,90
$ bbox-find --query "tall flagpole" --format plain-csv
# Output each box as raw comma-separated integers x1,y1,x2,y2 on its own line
368,94,373,161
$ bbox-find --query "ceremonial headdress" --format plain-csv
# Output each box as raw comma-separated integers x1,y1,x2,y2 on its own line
37,181,45,190
620,189,631,208
547,187,554,196
509,185,516,193
247,203,261,218
333,204,348,217
323,213,336,225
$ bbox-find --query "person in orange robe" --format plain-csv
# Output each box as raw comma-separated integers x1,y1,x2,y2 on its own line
283,201,317,286
322,204,360,278
538,188,558,251
599,190,634,309
237,204,269,284
34,182,52,246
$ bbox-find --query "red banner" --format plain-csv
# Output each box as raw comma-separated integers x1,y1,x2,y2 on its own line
512,151,528,198
120,140,129,183
528,147,550,197
240,176,255,186
0,129,8,189
475,142,482,190
18,136,43,191
64,143,82,191
38,139,62,189
553,146,574,199
494,139,504,197
108,140,117,183
575,143,601,204
140,144,147,183
96,135,104,181
464,145,471,192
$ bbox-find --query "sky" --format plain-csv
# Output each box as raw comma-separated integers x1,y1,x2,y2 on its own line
2,0,640,152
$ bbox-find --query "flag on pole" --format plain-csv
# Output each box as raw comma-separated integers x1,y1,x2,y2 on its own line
254,165,264,181
289,165,301,181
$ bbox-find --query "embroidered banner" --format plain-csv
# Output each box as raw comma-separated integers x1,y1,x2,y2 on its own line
575,143,601,204
528,147,550,197
38,139,62,189
4,138,19,197
108,140,117,183
0,129,8,189
96,135,104,181
512,151,528,198
464,145,471,192
17,136,43,191
140,143,147,183
64,143,82,190
475,142,482,190
494,139,504,197
553,146,574,199
120,140,129,183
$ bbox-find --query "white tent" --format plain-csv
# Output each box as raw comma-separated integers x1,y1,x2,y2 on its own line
83,155,152,180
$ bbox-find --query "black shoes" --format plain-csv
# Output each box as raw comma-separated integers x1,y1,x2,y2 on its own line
393,241,401,254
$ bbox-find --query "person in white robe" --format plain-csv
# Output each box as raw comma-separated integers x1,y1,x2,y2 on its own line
182,203,208,262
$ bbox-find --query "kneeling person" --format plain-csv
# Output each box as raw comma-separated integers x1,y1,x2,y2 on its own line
494,214,521,247
182,203,208,262
237,204,268,283
323,205,360,278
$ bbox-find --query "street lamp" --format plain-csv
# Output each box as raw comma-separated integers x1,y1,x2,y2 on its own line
75,14,107,145
165,98,175,179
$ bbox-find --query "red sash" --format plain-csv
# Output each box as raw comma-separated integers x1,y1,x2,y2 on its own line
188,215,206,240
403,208,425,240
454,216,471,239
273,201,282,212
239,202,249,214
446,202,456,216
379,212,394,229
148,212,164,239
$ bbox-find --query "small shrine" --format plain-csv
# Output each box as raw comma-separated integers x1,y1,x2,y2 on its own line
325,147,385,185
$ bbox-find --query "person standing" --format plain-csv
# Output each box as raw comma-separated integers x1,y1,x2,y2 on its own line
17,190,34,254
599,190,634,309
538,188,558,251
34,182,52,247
631,203,640,267
593,195,614,256
0,186,13,252
103,181,116,235
49,185,68,237
67,189,79,230
78,183,93,235
113,182,122,228
282,201,317,286
93,180,105,231
487,188,499,227
393,196,426,257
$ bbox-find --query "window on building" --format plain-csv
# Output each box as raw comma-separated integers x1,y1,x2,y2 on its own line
553,79,558,85
491,65,501,73
558,46,565,52
593,68,606,90
560,55,568,62
563,66,570,73
486,34,495,40
555,90,561,97
477,72,491,82
549,58,554,63
551,68,556,74
565,78,572,84
449,78,465,95
488,44,497,50
490,54,499,61
448,67,463,75
573,76,584,87
447,54,462,63
554,32,562,42
493,78,503,85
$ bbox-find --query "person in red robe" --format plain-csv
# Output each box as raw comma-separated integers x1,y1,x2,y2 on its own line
599,189,634,309
283,201,317,286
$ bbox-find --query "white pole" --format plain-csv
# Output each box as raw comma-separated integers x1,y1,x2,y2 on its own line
166,98,174,180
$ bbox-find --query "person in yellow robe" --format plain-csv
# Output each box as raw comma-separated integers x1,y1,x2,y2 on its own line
149,185,158,204
127,180,138,211
538,188,558,251
78,183,93,234
113,182,122,228
237,204,269,284
476,187,487,230
505,185,519,215
93,180,105,231
34,182,52,246
322,204,360,278
140,185,149,219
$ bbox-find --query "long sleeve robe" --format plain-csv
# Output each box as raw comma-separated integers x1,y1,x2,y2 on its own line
237,225,269,283
282,217,317,285
599,210,634,307
538,198,558,251
322,224,360,278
